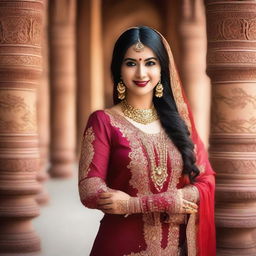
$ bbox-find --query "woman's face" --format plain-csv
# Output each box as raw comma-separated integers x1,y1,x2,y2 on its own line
120,45,161,98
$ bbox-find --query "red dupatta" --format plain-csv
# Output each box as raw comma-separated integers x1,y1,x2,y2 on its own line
156,30,216,256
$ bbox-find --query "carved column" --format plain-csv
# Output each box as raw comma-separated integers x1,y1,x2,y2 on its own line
77,0,104,155
49,0,76,177
206,1,256,255
36,0,49,205
178,0,211,148
0,0,43,253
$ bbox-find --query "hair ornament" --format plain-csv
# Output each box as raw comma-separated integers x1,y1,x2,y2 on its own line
133,38,144,52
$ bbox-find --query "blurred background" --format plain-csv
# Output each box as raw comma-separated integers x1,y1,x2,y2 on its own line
1,0,256,255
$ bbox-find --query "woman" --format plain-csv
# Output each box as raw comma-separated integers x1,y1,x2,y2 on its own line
78,26,216,256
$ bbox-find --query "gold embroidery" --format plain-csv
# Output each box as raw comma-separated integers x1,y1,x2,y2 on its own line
198,164,205,174
105,109,184,256
79,176,108,202
158,34,192,133
182,185,200,203
143,133,168,191
186,213,198,256
79,126,95,180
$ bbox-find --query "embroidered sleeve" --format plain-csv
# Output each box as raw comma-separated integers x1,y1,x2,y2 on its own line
78,127,95,180
127,186,199,214
181,185,200,203
79,177,115,209
127,190,183,214
78,111,111,209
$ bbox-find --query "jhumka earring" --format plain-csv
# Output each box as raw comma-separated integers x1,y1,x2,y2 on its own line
155,81,163,98
117,80,126,100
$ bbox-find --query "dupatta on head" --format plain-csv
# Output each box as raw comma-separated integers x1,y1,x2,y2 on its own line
155,30,216,256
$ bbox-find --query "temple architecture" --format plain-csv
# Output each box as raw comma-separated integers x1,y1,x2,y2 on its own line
0,0,255,255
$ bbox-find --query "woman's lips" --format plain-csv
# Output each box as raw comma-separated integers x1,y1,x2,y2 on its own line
133,80,149,87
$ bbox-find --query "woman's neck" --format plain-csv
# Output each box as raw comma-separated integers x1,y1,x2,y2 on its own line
125,94,153,109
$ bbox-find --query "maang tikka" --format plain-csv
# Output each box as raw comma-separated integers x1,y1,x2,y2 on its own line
133,38,144,52
117,80,126,100
155,81,163,98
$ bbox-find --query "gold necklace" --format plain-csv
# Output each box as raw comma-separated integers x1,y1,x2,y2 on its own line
120,99,158,125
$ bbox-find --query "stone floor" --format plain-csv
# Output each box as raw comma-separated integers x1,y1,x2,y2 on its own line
33,167,103,256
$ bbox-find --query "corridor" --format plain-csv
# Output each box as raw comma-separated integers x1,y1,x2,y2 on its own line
33,167,103,256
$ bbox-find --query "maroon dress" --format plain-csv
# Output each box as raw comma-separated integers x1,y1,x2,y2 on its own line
79,109,190,256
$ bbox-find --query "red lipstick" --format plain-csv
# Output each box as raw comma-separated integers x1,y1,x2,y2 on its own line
134,80,149,87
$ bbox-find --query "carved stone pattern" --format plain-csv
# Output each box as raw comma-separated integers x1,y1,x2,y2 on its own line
207,17,256,41
211,88,256,133
215,217,256,228
0,70,41,82
0,55,41,66
206,3,256,13
0,94,36,132
0,159,40,172
207,2,256,254
207,70,256,82
210,144,256,152
216,190,256,201
211,158,256,174
214,88,256,109
208,51,256,64
0,16,42,45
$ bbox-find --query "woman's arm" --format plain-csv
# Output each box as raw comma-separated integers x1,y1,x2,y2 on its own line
79,177,113,209
78,111,114,210
98,187,198,215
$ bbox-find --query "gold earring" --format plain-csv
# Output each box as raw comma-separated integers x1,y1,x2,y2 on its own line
117,80,126,100
155,81,163,98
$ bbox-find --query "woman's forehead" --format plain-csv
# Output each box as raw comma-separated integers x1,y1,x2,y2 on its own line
124,45,157,59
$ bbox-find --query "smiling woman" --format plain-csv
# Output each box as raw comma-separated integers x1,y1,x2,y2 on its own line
121,46,161,102
78,26,216,256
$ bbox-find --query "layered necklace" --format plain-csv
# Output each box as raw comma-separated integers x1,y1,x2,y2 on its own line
120,99,168,191
120,99,158,125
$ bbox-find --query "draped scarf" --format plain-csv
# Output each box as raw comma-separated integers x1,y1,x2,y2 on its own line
155,29,216,256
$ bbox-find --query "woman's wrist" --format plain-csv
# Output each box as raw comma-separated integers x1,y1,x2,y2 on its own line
126,197,142,215
181,185,199,203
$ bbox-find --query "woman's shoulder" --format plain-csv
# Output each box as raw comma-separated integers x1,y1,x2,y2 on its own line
88,109,108,125
89,105,121,122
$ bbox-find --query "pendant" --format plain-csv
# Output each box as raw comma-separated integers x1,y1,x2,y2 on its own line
151,166,167,191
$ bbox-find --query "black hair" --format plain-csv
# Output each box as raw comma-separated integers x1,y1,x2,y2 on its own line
111,26,199,183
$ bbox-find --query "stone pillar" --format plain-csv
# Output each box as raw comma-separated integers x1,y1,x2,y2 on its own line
206,1,256,255
36,0,50,205
77,0,104,155
178,0,211,148
164,0,181,76
49,0,76,177
0,0,43,254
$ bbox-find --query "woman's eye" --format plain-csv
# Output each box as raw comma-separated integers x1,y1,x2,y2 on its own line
146,61,156,66
126,61,136,67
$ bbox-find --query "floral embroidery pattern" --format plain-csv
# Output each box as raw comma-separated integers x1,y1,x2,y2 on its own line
79,177,115,208
186,213,198,256
78,126,95,180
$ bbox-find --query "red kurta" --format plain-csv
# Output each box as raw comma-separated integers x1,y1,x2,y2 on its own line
78,109,215,256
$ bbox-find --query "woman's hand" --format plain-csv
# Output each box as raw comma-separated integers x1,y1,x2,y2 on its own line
181,199,198,214
97,190,131,214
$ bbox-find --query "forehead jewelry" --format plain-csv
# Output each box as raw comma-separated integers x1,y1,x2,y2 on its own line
134,39,144,52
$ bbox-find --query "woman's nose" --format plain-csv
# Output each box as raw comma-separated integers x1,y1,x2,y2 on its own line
135,64,147,79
